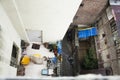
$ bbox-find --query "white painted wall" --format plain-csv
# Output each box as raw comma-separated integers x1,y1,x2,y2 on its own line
0,0,29,42
0,2,21,77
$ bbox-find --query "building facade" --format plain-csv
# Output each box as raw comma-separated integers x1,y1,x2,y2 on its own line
62,0,120,76
95,3,120,75
0,1,29,76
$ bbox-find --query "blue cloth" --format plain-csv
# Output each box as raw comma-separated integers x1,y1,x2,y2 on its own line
91,27,97,36
58,48,62,54
57,41,62,54
52,57,57,64
78,27,97,39
57,41,62,49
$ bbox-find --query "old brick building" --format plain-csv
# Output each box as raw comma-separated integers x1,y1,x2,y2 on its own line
62,0,120,76
94,5,120,75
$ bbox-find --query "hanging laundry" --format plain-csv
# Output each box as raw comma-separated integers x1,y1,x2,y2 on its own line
52,57,57,64
57,41,62,55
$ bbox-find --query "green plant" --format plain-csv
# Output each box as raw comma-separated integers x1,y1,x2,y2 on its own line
82,48,98,70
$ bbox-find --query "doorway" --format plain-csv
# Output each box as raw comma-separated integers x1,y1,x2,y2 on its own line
10,43,19,68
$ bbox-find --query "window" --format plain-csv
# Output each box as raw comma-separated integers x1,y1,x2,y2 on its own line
116,49,120,54
10,44,19,67
110,18,120,47
32,43,40,49
102,33,106,38
107,54,110,59
104,39,107,45
110,18,117,33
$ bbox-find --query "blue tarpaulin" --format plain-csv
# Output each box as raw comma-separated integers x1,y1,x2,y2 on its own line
52,57,57,64
78,27,97,39
57,41,62,54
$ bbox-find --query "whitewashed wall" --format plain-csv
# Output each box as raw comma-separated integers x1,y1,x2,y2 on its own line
0,0,29,42
0,3,21,77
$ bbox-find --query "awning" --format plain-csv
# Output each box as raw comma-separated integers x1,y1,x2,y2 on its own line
78,27,97,39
